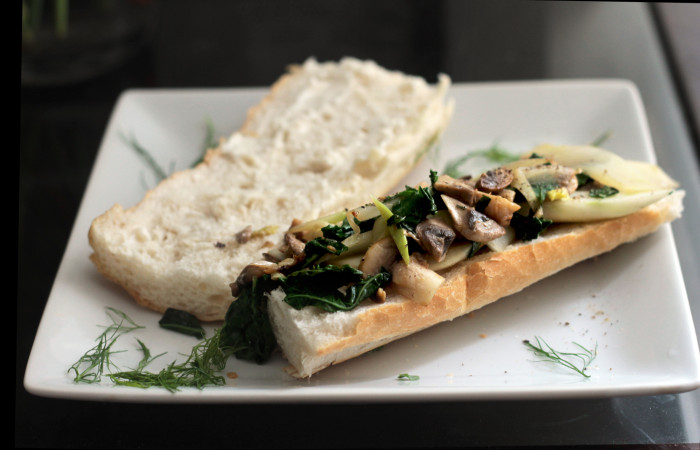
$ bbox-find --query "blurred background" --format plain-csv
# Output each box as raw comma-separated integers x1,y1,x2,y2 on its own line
19,1,700,448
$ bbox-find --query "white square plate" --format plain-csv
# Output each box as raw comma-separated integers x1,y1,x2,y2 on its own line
24,81,700,403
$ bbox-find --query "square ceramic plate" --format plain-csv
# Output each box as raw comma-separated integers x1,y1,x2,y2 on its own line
24,80,700,403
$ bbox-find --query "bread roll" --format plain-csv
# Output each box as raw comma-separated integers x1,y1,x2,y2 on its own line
267,190,684,378
88,58,454,321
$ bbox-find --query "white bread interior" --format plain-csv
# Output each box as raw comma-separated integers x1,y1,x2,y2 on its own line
88,58,454,321
268,190,685,378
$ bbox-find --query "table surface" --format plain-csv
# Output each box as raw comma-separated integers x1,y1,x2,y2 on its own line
18,1,700,448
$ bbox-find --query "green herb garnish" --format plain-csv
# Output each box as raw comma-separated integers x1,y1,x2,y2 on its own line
71,308,233,392
69,307,145,384
123,118,220,184
523,336,597,378
158,307,206,339
397,373,420,381
109,328,234,392
190,117,218,167
121,133,170,183
590,130,612,147
589,185,619,198
443,144,520,178
530,181,560,204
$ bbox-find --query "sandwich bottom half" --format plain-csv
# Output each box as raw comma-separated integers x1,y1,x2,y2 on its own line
267,191,684,378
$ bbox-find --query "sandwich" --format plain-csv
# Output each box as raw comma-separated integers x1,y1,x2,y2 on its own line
220,144,684,378
88,58,454,321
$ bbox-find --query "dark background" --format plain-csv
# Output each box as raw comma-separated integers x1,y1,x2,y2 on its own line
18,1,700,448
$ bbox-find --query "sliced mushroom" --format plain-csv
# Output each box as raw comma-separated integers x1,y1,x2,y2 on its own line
479,192,521,227
235,225,253,244
476,168,514,193
495,188,516,202
442,195,506,242
230,261,279,297
434,174,481,205
521,164,580,194
415,217,456,262
284,232,306,257
358,236,398,277
435,174,520,227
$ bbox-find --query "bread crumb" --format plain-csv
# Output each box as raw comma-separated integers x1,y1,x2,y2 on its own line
479,333,487,338
226,372,238,379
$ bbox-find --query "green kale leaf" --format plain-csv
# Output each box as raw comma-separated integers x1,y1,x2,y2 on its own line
158,308,205,339
510,211,553,241
386,185,438,232
301,237,348,268
282,265,391,312
219,275,278,364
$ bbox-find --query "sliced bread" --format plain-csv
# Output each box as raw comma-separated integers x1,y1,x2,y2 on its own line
88,57,454,321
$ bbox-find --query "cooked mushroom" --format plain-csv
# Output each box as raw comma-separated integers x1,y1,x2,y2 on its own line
358,236,398,277
476,168,514,192
478,193,521,227
235,225,253,244
434,174,481,205
415,217,456,262
495,188,516,202
434,174,519,226
521,164,579,194
284,232,306,257
442,195,506,242
230,261,279,297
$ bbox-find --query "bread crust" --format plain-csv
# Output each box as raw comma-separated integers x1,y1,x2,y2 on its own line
274,191,684,377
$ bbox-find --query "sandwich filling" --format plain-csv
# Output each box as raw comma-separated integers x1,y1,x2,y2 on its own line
219,144,679,364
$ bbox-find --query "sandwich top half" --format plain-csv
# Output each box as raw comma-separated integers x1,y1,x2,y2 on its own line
88,58,455,321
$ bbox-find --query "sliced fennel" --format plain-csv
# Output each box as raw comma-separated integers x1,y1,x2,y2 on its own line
528,144,678,193
485,226,516,252
372,196,410,264
428,242,474,272
542,189,674,222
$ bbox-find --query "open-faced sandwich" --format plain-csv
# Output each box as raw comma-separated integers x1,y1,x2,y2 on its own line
220,144,684,378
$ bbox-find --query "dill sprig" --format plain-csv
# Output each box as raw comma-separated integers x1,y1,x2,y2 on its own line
397,373,420,381
121,132,170,182
108,327,239,392
590,130,613,147
190,117,218,167
71,308,237,392
69,307,145,383
523,336,597,378
443,144,520,178
122,117,220,185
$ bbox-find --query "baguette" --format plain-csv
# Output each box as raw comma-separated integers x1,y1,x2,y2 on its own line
88,58,454,321
221,145,684,378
